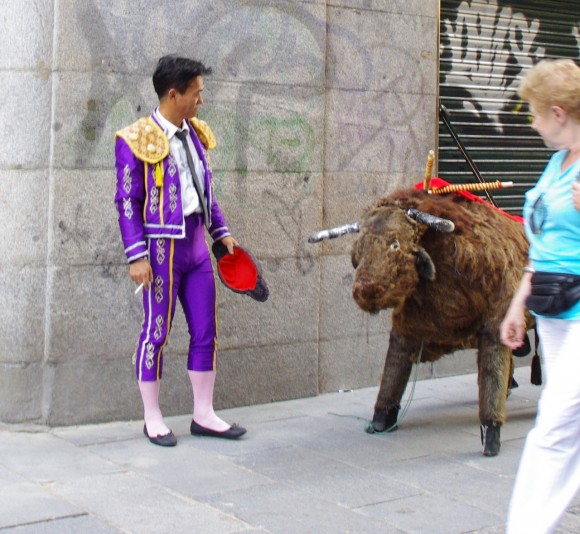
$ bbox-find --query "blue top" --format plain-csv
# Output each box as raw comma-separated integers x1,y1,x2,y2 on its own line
523,150,580,318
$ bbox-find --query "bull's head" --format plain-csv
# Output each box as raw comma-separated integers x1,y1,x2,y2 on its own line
309,207,454,314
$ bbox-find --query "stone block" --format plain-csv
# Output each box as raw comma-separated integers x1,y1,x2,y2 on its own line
56,0,326,87
317,171,414,256
431,349,480,378
45,264,142,364
319,332,434,394
51,169,124,266
0,266,46,364
0,472,82,530
0,363,43,422
200,82,325,174
216,256,321,350
0,72,51,169
0,0,53,69
55,0,163,74
52,471,250,534
0,171,49,266
216,171,323,260
432,349,535,379
194,1,326,87
0,432,122,483
319,253,391,341
214,341,319,409
47,357,140,426
327,6,437,94
51,72,154,170
359,483,504,532
319,334,383,393
202,480,391,533
324,171,412,225
47,343,202,425
324,89,437,176
328,0,438,23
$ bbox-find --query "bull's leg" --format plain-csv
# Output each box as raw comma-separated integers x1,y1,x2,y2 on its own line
477,333,512,456
372,330,414,433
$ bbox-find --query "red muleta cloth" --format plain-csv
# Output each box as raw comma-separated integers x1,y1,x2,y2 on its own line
212,242,269,302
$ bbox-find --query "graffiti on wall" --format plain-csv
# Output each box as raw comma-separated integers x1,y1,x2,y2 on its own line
440,0,580,135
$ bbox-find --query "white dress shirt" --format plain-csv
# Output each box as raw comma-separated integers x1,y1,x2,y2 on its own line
154,108,205,216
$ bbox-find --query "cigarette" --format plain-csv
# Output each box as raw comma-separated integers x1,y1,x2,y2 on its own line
134,283,144,295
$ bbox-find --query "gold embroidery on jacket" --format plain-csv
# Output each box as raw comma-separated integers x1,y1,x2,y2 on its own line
189,118,216,150
116,117,169,164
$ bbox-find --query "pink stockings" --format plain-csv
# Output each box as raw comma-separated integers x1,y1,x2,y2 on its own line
189,370,229,431
139,380,170,438
139,370,229,438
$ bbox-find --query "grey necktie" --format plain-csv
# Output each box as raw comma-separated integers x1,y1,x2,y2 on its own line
174,129,209,227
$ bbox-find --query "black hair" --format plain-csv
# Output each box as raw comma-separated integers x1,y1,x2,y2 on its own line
152,55,212,99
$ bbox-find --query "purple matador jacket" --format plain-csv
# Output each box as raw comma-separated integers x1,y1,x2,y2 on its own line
114,113,230,263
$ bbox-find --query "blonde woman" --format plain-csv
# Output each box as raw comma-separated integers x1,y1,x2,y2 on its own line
501,59,580,533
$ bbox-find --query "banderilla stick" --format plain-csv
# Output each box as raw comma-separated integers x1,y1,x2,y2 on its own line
423,150,435,191
429,180,514,195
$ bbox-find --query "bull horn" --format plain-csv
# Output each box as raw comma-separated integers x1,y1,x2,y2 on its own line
406,208,455,233
308,222,360,243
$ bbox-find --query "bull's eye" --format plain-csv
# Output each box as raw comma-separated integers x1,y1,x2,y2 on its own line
390,241,400,250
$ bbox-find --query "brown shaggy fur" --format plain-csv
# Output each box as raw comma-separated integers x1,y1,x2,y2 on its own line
351,188,532,438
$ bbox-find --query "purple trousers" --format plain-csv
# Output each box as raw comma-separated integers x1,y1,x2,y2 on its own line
135,214,217,381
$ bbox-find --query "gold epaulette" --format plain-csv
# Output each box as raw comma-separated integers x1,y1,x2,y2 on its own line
115,117,169,164
190,117,217,150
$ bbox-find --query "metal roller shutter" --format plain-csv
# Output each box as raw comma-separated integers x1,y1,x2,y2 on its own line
439,0,580,214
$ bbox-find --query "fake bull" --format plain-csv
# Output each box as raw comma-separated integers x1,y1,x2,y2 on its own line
309,187,533,456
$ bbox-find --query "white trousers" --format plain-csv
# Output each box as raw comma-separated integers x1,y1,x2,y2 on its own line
507,318,580,534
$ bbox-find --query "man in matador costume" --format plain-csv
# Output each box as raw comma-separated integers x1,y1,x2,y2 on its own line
114,55,246,446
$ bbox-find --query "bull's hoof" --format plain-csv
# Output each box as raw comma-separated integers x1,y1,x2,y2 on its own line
480,421,501,457
368,405,400,433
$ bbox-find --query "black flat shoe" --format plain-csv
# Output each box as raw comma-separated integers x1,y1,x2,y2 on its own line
143,424,177,447
190,419,247,440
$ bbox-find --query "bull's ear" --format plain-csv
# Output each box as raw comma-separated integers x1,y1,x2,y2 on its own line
414,247,435,280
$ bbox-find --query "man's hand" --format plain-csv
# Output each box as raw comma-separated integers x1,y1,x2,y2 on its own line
221,235,239,255
129,258,153,291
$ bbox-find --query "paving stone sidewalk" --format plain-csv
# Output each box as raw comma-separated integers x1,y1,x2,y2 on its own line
1,367,579,533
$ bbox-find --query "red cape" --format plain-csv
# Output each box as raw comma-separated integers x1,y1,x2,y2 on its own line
414,178,524,223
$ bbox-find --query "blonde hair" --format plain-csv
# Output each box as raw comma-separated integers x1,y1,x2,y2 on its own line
519,59,580,121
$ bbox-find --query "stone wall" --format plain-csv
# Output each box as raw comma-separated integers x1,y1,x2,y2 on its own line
0,0,439,425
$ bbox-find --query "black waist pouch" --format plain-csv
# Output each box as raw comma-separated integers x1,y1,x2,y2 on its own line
526,272,580,316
